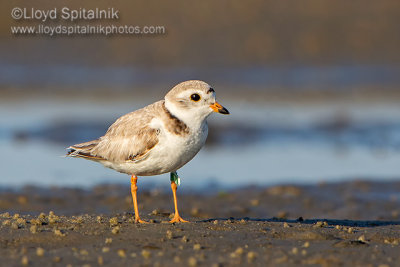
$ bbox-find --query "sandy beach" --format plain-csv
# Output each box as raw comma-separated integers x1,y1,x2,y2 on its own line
1,180,399,266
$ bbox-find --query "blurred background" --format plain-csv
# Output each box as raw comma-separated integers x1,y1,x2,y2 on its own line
1,0,400,189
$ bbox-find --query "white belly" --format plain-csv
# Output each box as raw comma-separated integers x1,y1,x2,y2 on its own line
102,123,208,176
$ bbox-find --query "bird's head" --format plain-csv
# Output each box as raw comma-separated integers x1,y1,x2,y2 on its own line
165,80,229,124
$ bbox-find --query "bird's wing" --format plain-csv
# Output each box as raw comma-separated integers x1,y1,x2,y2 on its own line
90,101,163,163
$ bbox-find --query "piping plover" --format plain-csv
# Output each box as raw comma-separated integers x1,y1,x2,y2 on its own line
67,80,229,223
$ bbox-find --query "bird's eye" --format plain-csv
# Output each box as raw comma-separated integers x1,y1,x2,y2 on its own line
190,93,201,102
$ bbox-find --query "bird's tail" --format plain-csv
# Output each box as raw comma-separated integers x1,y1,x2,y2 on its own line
66,139,104,161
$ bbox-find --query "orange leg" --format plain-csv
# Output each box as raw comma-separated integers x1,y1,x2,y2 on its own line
130,175,148,223
169,181,188,223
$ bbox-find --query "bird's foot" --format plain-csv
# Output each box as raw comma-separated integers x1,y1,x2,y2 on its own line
169,214,189,223
134,216,149,224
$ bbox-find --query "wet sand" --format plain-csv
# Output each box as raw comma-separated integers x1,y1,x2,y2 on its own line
1,180,399,266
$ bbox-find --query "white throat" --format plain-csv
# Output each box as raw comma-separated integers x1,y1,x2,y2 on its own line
164,99,211,130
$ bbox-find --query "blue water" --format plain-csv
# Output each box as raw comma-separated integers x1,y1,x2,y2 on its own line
1,99,400,189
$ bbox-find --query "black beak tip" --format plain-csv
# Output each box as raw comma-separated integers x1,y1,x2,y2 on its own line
219,107,230,115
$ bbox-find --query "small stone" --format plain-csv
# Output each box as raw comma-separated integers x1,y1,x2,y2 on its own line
80,249,89,256
21,256,28,266
291,247,298,255
213,220,218,225
335,225,342,230
283,222,290,228
247,251,257,262
13,213,20,219
130,252,137,257
109,217,119,227
72,216,84,224
301,249,307,256
358,235,367,243
173,256,181,263
16,218,26,225
141,249,151,259
11,222,20,229
303,241,310,248
193,244,202,250
348,227,354,234
105,238,112,244
96,216,102,223
54,229,66,237
166,230,173,239
36,247,45,257
2,220,11,226
181,235,189,243
53,257,61,263
315,221,324,227
102,247,110,253
38,213,46,220
117,249,126,258
188,257,197,266
151,209,160,215
111,226,120,234
230,247,244,257
98,256,104,265
0,212,10,218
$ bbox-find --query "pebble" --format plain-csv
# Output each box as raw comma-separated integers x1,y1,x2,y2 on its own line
96,216,102,223
283,222,290,228
335,225,342,230
29,225,38,234
80,249,89,256
0,212,10,218
213,220,218,225
141,249,151,259
291,247,298,255
109,217,119,227
111,226,120,234
54,229,66,237
301,249,307,256
188,256,197,266
358,235,367,243
21,256,29,266
247,251,257,262
193,244,202,250
130,252,137,257
181,235,189,243
105,238,112,244
230,247,244,257
36,247,45,257
2,220,11,226
11,222,20,229
53,256,61,263
117,249,126,258
13,213,20,219
303,241,310,248
348,227,354,234
166,230,174,239
98,256,104,265
102,247,110,253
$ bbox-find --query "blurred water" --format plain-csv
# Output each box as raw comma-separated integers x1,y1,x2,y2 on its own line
1,99,400,189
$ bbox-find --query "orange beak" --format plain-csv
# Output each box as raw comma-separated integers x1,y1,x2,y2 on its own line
210,102,230,114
